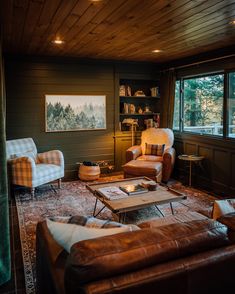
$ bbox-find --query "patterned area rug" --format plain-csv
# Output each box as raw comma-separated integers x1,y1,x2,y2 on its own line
15,175,218,294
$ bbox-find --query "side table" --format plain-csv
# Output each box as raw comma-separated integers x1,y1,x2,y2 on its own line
178,155,204,186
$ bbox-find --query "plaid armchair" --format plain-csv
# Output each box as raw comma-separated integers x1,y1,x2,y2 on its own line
6,138,64,197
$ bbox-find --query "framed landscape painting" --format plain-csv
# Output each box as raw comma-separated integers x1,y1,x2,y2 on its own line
45,94,106,132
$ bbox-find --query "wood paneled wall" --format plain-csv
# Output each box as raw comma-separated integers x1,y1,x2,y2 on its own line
4,56,157,179
174,133,235,197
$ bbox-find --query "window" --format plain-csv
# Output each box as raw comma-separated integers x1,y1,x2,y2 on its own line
174,74,224,136
228,72,235,138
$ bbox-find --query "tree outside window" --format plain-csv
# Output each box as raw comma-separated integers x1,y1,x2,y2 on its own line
173,74,224,136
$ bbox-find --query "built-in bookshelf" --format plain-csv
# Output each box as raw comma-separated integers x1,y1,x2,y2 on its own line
119,79,160,131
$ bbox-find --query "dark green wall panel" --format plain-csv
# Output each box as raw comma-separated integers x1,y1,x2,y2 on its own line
5,58,115,178
5,57,158,179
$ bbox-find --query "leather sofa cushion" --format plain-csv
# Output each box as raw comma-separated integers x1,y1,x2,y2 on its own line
123,160,162,176
137,155,163,162
139,211,208,229
65,219,230,285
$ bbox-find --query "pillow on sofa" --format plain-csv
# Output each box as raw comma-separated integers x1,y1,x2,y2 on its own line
217,212,235,231
212,199,235,220
48,215,136,228
145,143,165,156
68,215,132,228
46,218,139,253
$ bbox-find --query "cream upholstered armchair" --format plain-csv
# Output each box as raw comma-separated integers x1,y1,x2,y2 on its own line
123,128,175,183
6,138,64,197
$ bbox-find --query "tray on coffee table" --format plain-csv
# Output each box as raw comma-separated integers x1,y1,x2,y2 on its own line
87,177,187,222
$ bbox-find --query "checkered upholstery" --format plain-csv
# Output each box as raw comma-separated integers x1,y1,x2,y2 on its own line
6,138,64,188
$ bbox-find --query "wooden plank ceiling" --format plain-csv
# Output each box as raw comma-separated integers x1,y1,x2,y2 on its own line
1,0,235,63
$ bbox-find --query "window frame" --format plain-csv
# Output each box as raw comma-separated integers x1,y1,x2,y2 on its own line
225,70,235,139
173,71,233,139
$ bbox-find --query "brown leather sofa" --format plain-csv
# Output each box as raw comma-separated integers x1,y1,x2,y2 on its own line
36,212,235,294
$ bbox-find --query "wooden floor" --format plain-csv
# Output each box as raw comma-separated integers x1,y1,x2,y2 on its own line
0,196,26,294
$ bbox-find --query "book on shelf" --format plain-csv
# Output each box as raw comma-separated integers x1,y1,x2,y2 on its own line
97,186,127,200
119,184,148,195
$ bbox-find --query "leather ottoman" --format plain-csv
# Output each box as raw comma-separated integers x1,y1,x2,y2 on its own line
123,159,162,182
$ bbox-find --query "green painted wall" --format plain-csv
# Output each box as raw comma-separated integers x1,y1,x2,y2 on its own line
5,56,158,179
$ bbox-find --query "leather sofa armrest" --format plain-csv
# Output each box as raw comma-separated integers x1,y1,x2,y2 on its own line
36,221,67,294
126,145,142,162
162,147,176,182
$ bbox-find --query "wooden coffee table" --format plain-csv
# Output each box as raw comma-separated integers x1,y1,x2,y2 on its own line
86,177,187,222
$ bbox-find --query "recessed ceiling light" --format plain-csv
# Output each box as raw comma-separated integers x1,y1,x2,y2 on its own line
52,38,64,45
229,20,235,25
152,49,162,53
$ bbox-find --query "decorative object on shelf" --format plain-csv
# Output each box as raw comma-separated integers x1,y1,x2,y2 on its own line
122,118,138,145
119,85,132,96
150,87,159,97
129,104,136,114
119,85,126,96
126,85,132,96
123,103,129,114
144,118,154,128
134,90,145,96
137,107,143,114
153,113,160,128
144,105,152,114
123,103,136,114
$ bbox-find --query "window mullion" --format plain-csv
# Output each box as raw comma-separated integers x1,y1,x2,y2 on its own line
180,79,184,132
223,72,228,138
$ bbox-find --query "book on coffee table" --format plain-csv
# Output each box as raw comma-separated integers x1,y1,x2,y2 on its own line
97,186,128,200
119,184,148,195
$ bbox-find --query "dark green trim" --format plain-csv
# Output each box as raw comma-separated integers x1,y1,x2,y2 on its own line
0,41,11,285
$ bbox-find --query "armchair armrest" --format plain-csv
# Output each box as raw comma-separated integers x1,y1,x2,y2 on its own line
162,147,176,182
9,157,36,186
9,156,35,165
38,150,64,168
126,145,142,162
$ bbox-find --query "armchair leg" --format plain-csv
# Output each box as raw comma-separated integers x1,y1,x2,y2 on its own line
58,179,62,189
31,188,35,198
